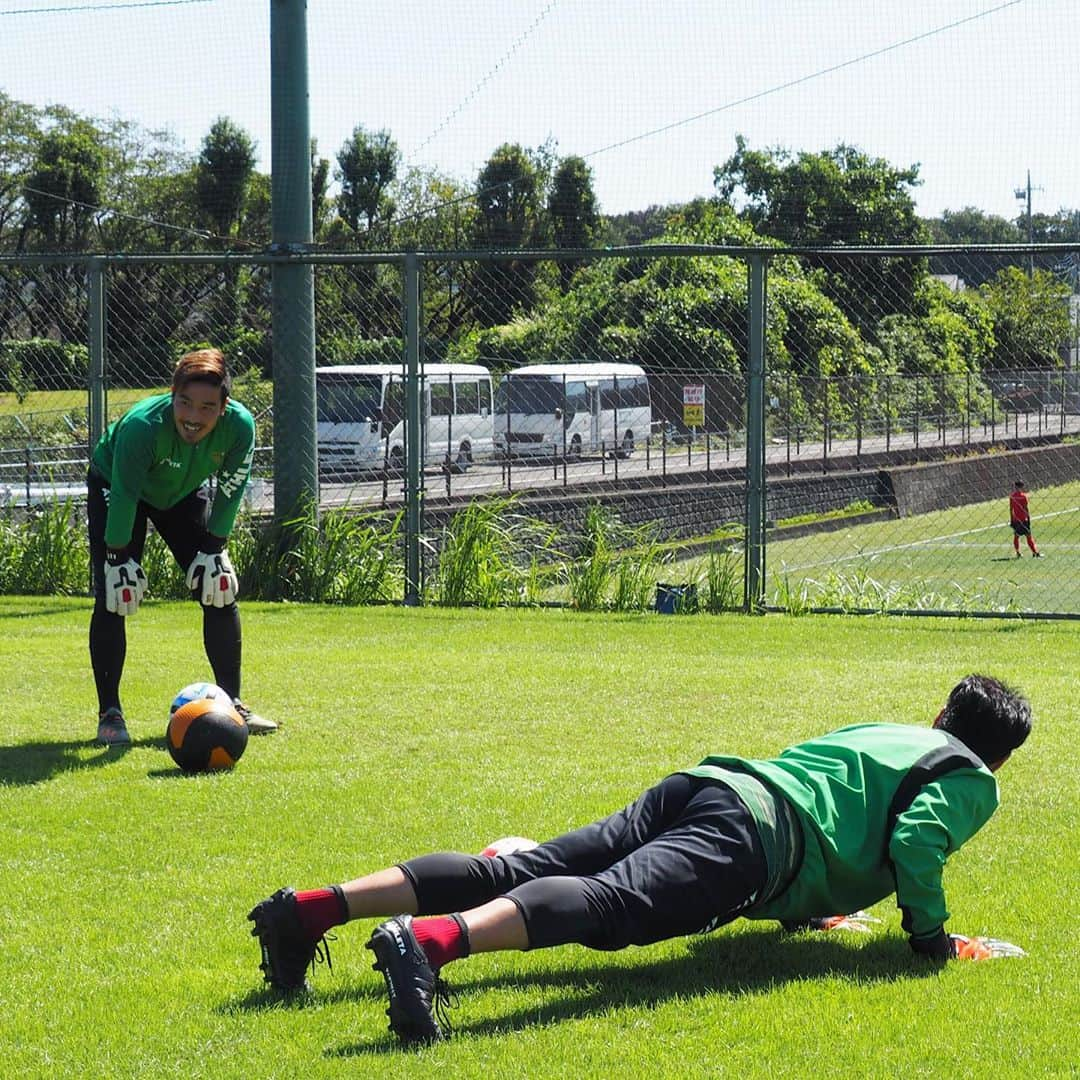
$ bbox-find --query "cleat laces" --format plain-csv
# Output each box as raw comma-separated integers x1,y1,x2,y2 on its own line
432,974,457,1036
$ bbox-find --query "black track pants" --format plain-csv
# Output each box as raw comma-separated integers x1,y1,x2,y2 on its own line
400,773,767,951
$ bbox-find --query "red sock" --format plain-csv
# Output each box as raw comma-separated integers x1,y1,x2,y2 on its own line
294,887,348,940
412,914,470,970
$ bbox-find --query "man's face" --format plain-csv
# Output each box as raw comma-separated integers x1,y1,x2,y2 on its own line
173,381,226,444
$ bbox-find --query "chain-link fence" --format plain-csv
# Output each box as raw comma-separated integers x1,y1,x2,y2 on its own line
3,245,1079,614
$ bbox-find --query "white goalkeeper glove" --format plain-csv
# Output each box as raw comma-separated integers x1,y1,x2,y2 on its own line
782,911,882,934
950,934,1027,961
186,549,238,607
103,553,147,616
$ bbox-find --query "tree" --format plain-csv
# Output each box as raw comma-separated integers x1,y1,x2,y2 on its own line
924,206,1023,286
23,117,106,251
548,155,600,289
715,136,929,336
469,143,548,326
0,91,44,252
311,139,331,239
715,135,926,246
979,267,1071,370
195,117,256,241
335,125,399,241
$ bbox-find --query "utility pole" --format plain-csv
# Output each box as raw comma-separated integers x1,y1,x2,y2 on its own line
1014,170,1043,278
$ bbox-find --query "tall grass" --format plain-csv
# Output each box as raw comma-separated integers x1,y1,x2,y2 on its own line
244,504,404,604
771,561,1024,615
433,496,558,607
0,500,87,595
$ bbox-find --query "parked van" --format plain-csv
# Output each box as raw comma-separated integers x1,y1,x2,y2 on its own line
493,363,651,459
316,363,494,474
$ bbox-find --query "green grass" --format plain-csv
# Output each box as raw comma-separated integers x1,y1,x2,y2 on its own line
764,479,1080,613
1,598,1077,1077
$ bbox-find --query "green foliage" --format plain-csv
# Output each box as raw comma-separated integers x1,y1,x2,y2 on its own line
979,267,1072,370
195,117,257,239
703,547,743,612
251,505,404,604
0,500,87,595
0,339,86,396
335,125,399,238
433,497,556,607
715,135,927,247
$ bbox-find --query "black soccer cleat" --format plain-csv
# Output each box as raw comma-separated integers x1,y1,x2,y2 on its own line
247,886,332,993
366,915,454,1046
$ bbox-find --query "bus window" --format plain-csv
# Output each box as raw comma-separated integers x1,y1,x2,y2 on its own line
565,380,588,416
430,381,452,417
383,379,404,428
316,375,383,424
455,380,479,415
478,379,491,416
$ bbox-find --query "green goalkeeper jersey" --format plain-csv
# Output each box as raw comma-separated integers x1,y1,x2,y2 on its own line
686,723,1000,938
90,393,255,550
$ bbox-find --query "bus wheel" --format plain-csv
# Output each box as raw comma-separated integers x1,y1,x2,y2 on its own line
386,446,405,476
567,435,582,462
616,431,634,459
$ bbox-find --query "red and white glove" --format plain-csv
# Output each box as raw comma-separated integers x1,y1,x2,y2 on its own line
783,911,882,933
950,934,1027,961
808,911,882,933
103,553,147,616
186,549,238,607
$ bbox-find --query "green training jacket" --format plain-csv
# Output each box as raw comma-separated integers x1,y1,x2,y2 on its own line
90,393,255,550
687,723,999,938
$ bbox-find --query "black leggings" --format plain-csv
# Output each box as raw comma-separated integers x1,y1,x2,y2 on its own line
400,773,767,951
87,471,242,711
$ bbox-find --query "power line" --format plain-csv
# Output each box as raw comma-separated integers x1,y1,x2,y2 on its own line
410,0,560,160
20,183,259,249
0,0,211,15
385,0,1027,232
583,0,1026,161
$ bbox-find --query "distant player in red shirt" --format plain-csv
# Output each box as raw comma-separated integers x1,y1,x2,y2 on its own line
1009,481,1041,558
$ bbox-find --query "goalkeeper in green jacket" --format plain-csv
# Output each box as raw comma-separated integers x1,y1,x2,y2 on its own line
247,673,1030,1046
88,348,275,745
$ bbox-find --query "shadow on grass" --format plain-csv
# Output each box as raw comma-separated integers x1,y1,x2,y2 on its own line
0,735,171,785
225,931,942,1058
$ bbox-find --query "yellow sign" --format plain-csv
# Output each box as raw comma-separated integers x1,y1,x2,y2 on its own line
682,384,705,428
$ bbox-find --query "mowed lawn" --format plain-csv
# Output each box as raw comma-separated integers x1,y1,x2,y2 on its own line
0,597,1077,1078
766,479,1080,613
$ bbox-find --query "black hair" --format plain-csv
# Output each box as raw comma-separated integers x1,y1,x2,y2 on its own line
936,674,1032,766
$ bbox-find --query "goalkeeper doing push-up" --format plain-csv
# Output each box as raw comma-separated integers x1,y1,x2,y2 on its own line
248,674,1030,1046
88,347,275,745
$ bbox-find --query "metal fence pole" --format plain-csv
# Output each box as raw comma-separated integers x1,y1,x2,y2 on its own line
270,0,318,525
87,257,106,454
745,254,767,613
404,251,423,606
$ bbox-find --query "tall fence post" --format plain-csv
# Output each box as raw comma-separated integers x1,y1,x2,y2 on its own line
745,254,768,613
87,257,106,454
403,251,423,606
270,0,318,526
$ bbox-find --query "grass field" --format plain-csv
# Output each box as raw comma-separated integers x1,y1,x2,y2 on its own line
1,598,1078,1078
764,480,1080,614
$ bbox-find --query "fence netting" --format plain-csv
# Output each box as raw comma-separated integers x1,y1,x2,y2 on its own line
2,245,1079,615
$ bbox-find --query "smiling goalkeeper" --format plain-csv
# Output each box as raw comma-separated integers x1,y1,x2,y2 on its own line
87,348,275,745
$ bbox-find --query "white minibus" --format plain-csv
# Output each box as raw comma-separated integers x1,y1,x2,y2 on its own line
316,363,494,474
493,363,652,460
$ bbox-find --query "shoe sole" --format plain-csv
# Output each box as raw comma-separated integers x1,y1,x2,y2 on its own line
247,900,310,994
95,730,131,746
366,930,442,1045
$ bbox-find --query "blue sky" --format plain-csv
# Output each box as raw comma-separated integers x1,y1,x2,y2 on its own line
2,0,1077,221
